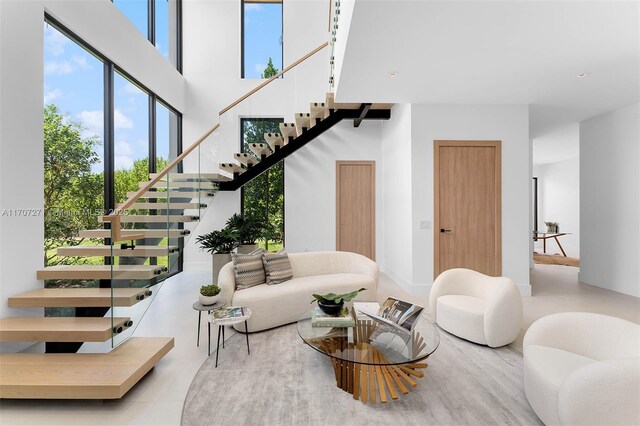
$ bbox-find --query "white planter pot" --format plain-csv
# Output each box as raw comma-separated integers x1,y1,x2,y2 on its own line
236,244,259,254
199,293,220,306
212,252,232,284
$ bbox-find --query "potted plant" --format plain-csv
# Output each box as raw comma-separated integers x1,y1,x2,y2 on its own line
310,287,367,315
199,284,221,306
196,227,239,283
226,213,264,254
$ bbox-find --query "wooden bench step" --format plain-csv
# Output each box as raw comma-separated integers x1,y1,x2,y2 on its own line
78,229,190,239
8,288,152,308
0,317,131,342
36,265,167,281
57,245,179,258
0,337,174,399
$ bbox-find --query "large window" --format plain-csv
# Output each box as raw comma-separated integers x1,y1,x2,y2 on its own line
242,0,283,79
241,119,284,251
43,17,183,297
112,0,182,70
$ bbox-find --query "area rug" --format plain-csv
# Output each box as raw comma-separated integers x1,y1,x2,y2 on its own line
182,324,540,426
533,253,580,267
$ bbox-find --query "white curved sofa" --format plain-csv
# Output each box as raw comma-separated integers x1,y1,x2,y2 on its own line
428,268,522,348
218,251,378,332
523,312,640,426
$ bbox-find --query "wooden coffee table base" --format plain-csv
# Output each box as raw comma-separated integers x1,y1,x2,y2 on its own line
329,344,427,403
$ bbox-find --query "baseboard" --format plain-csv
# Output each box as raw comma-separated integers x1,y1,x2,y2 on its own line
518,284,532,297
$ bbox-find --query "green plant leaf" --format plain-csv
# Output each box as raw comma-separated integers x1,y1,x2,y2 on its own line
309,288,366,304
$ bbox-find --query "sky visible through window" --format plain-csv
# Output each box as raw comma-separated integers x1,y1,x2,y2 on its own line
244,2,283,78
112,0,170,58
44,23,171,174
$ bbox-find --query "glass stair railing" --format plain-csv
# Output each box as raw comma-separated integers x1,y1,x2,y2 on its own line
105,127,223,347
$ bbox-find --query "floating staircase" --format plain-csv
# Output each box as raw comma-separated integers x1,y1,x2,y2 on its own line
2,28,392,399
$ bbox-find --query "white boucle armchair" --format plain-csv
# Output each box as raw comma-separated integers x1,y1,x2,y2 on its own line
428,268,522,348
523,312,640,425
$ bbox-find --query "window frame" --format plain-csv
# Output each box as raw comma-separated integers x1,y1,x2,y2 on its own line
44,14,184,272
239,117,286,249
240,0,284,79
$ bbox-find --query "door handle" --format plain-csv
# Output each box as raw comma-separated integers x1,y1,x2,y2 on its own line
440,228,452,233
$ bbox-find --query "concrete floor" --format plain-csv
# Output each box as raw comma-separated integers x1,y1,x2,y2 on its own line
0,264,637,425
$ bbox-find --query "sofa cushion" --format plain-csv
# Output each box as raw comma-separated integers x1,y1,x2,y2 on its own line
232,252,266,290
524,345,596,425
436,294,486,345
262,252,293,285
232,273,375,332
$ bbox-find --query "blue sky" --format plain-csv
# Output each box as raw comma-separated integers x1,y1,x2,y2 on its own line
44,4,172,173
244,2,283,78
44,1,282,173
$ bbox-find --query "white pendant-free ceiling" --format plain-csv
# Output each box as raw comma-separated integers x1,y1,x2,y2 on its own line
334,0,639,136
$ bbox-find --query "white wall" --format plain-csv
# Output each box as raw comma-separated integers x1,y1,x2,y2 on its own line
533,159,580,257
285,120,384,262
181,0,330,269
381,103,413,288
580,103,640,297
0,0,186,352
410,105,532,296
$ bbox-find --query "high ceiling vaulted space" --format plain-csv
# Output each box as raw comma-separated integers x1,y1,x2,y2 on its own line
335,0,640,135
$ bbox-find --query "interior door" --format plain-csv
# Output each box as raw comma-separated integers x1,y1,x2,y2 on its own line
336,161,375,260
434,141,502,277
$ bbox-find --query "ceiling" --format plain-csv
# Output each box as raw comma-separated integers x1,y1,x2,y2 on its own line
335,0,640,137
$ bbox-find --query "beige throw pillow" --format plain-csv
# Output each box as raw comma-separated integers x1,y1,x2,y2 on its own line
232,252,266,290
262,252,293,285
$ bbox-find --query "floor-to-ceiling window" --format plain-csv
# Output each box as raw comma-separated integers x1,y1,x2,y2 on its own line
113,0,182,71
43,17,183,310
240,118,285,251
241,0,283,79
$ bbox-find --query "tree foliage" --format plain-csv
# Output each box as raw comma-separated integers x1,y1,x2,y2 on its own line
241,118,284,248
44,105,102,266
261,57,279,79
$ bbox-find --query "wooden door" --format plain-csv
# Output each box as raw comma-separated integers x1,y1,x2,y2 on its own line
336,161,375,260
434,141,501,277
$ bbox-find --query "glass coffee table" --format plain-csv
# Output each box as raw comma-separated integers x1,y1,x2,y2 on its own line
297,309,439,403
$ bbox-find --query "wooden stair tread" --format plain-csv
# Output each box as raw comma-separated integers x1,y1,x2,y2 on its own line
149,172,229,182
326,92,393,110
234,153,258,166
8,288,151,308
116,202,206,210
279,123,297,140
36,265,167,281
79,229,190,239
0,317,130,342
0,337,174,399
127,190,215,199
294,112,312,136
57,245,179,257
219,163,246,174
248,143,271,157
263,132,285,151
98,215,199,223
140,181,217,190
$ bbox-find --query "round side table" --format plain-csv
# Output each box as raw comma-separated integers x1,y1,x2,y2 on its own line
192,301,225,347
208,307,252,367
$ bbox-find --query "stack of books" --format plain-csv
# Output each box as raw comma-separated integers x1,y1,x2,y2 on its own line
311,307,355,328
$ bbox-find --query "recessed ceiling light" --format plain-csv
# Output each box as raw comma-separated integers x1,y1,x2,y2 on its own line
577,73,589,78
388,71,399,78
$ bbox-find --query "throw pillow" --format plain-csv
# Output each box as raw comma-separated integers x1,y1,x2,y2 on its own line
232,252,266,290
262,252,293,285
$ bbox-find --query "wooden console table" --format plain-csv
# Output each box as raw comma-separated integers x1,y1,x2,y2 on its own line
533,232,571,257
